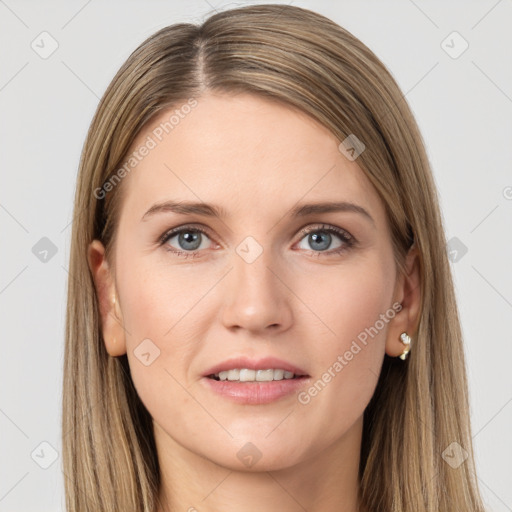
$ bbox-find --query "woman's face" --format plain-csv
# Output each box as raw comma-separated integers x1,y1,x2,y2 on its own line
90,92,415,471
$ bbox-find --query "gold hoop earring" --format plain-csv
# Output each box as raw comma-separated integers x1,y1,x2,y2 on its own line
399,332,412,360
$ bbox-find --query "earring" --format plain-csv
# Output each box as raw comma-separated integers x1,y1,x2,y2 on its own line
399,332,412,360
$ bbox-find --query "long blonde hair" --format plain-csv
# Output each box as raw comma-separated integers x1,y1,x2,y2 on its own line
63,4,487,511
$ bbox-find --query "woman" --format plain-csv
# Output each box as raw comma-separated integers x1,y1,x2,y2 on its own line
62,4,487,511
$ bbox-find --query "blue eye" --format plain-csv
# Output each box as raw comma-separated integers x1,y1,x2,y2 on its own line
296,224,355,255
160,225,213,258
159,223,355,258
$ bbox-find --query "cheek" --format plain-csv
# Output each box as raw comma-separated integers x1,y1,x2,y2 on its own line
298,253,395,347
117,251,217,342
114,254,220,412
294,254,395,420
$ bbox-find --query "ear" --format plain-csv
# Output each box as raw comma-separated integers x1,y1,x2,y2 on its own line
87,239,127,356
385,244,422,357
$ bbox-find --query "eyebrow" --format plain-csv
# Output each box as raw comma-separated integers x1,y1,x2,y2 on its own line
141,200,375,225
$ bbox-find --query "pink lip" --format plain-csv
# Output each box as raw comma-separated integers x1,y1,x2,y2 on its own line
202,356,309,378
201,375,311,405
201,356,310,405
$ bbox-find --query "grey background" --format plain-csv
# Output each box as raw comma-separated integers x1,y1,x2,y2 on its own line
1,0,511,510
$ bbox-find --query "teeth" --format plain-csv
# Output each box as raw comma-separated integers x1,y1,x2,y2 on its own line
214,369,299,382
239,369,256,382
227,369,240,381
273,369,284,380
256,369,273,382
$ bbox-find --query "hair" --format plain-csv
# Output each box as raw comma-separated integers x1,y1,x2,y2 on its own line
62,4,487,511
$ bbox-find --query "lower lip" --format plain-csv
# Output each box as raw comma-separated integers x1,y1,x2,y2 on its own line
201,376,310,405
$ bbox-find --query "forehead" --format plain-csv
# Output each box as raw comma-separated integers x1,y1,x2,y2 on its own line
117,92,385,227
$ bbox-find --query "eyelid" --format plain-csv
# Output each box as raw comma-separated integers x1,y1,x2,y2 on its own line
296,223,354,241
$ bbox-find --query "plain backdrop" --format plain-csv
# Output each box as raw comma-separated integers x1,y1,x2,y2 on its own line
1,0,511,510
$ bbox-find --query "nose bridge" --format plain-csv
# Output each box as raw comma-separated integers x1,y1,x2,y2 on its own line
221,235,292,332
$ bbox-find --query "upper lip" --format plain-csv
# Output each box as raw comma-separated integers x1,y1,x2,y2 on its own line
203,356,309,377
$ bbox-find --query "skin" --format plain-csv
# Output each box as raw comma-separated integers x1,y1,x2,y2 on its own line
88,92,421,512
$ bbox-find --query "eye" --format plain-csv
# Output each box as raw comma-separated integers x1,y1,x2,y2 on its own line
158,223,356,259
295,224,355,255
159,225,214,258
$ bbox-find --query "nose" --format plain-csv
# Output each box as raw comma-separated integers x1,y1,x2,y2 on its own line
220,245,293,335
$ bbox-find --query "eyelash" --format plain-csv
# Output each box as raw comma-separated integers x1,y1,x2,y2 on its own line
158,223,356,259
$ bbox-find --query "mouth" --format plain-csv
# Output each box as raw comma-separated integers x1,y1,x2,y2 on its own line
201,357,310,405
202,356,309,381
207,369,309,382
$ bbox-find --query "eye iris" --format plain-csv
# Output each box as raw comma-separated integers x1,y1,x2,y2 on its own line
309,231,331,251
178,231,201,250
